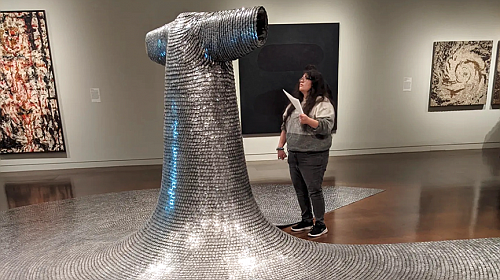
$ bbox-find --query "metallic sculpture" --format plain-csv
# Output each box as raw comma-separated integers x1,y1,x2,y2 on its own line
0,6,500,280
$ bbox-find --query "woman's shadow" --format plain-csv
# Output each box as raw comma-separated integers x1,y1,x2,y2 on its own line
482,118,500,176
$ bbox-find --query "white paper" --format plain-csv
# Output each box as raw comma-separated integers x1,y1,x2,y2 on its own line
282,89,303,114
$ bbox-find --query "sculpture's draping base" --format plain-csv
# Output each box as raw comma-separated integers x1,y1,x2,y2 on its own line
0,186,499,279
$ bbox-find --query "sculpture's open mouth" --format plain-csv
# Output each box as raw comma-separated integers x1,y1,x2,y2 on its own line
256,7,268,42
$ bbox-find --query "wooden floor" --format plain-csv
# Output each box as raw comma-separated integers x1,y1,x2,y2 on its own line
1,148,499,245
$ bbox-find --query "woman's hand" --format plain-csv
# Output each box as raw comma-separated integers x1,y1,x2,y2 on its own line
278,150,287,160
299,114,319,128
299,114,310,124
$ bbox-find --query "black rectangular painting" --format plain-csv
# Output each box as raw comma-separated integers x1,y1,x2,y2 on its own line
239,23,339,135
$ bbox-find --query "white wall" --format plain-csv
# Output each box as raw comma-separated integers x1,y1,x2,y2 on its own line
236,0,500,160
1,0,500,172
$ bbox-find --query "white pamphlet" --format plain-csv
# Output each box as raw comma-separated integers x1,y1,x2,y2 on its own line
282,89,303,114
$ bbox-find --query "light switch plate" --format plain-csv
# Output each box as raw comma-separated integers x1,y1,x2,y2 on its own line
403,77,412,92
90,88,101,102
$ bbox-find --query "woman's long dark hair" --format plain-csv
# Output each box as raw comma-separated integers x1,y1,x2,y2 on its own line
283,66,334,123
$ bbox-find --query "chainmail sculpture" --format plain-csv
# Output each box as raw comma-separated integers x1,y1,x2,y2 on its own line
0,6,500,280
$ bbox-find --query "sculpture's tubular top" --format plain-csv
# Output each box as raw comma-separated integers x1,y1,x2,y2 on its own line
145,22,170,66
145,6,268,65
200,6,268,62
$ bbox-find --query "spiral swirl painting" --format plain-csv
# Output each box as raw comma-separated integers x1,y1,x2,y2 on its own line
430,41,493,107
0,10,65,154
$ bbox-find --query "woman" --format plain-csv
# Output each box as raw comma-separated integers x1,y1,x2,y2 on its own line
277,66,335,237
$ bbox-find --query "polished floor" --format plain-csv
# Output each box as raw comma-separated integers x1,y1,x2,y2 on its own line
1,148,499,245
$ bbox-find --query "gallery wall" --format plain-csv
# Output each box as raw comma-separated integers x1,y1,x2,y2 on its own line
1,0,499,172
237,0,500,160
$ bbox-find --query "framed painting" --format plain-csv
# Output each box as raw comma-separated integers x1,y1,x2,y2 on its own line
239,23,339,135
0,10,65,154
429,41,493,107
492,42,500,106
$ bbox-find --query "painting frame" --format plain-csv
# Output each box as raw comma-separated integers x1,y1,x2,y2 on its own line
0,10,66,154
429,40,493,109
492,41,500,106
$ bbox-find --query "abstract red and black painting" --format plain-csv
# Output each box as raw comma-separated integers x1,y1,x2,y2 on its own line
0,10,65,154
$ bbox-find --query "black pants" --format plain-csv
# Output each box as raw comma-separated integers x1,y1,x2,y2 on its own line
288,150,329,225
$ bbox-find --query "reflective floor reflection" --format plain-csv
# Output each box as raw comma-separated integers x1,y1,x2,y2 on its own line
1,148,499,244
5,181,73,209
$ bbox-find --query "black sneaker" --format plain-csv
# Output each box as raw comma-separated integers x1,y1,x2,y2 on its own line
291,221,314,232
308,223,328,237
